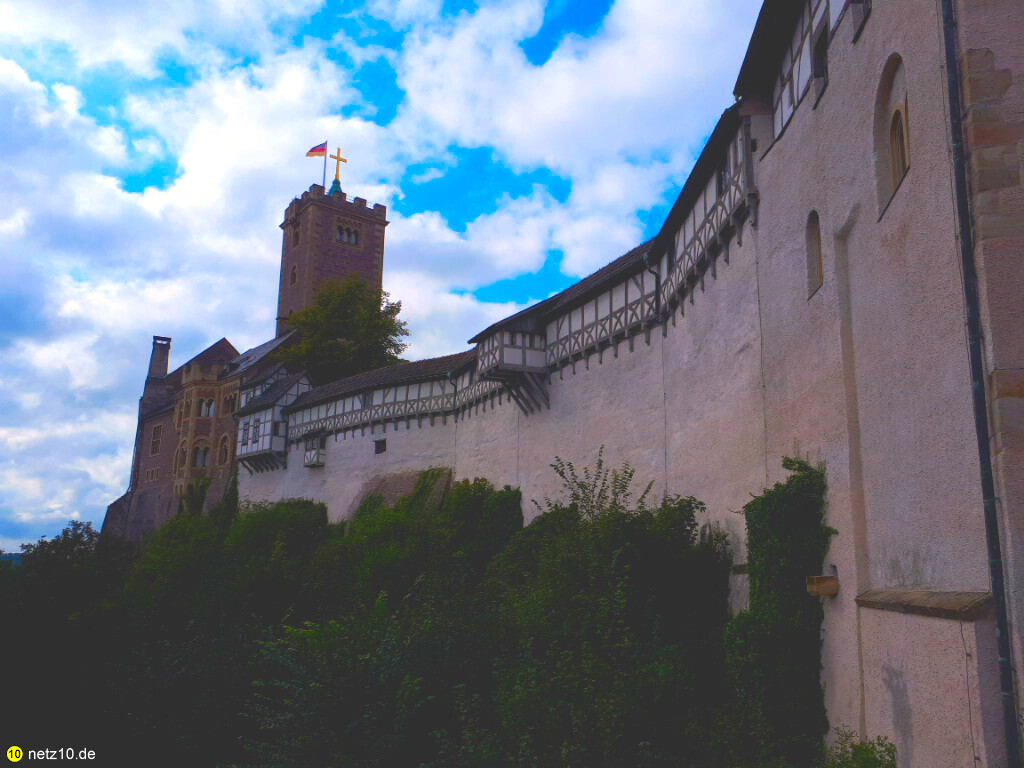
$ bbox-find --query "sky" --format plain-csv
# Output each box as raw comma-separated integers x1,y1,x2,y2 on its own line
0,0,762,550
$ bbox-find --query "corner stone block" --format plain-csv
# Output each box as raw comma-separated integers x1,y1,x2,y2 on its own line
961,48,995,76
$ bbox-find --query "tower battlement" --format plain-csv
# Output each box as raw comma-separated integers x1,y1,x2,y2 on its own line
276,183,389,337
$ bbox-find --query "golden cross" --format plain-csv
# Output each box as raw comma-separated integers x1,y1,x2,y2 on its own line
330,147,348,180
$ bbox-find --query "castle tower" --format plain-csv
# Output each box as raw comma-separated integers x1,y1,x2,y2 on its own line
275,184,389,337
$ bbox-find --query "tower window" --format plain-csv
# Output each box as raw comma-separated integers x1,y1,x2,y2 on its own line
289,265,297,286
150,424,162,455
218,436,230,465
292,223,300,246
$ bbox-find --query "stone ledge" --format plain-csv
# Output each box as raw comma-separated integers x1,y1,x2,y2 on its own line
855,589,993,621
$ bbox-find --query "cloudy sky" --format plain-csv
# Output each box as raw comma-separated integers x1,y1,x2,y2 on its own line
0,0,761,549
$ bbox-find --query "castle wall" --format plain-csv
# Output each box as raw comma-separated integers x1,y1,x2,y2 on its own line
234,0,1020,762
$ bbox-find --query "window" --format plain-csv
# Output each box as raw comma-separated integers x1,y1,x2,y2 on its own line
208,399,215,418
337,226,347,242
192,446,209,467
242,423,250,443
812,24,829,96
218,437,230,465
289,265,297,286
889,110,909,192
806,210,825,297
150,424,162,455
252,418,261,444
292,223,300,246
352,230,359,245
374,439,387,455
874,54,910,212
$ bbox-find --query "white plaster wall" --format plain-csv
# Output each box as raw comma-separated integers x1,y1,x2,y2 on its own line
242,417,457,519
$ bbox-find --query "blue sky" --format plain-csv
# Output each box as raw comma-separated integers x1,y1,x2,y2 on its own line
0,0,761,549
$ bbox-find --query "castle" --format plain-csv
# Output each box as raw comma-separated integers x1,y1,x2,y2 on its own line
105,0,1024,764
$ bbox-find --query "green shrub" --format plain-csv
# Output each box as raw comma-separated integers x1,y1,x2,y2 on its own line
822,728,897,768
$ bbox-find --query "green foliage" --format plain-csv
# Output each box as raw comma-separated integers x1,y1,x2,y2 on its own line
275,275,409,385
4,455,875,768
533,446,654,519
723,456,835,768
822,728,897,768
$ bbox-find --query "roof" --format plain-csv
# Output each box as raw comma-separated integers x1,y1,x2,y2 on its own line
734,0,806,100
240,362,286,391
284,349,477,413
467,240,655,343
221,331,295,378
651,106,741,260
237,372,308,416
140,337,239,419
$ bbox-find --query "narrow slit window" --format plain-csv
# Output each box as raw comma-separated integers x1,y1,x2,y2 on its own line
806,210,824,297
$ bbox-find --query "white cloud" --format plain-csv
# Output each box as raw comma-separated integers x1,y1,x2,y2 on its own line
0,0,764,546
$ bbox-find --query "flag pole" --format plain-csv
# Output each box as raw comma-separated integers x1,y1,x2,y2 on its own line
322,140,327,189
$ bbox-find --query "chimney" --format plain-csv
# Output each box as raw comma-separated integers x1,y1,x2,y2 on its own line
148,336,172,378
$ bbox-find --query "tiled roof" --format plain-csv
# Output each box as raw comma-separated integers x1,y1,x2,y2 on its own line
284,349,477,413
240,362,286,390
237,372,308,416
221,331,295,378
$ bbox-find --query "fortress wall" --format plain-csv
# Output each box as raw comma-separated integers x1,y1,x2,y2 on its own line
242,417,458,519
236,0,1017,759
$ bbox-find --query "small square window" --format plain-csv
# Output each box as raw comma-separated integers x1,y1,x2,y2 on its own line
374,439,387,455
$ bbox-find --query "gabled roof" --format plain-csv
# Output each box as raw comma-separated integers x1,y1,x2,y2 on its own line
284,349,477,414
240,362,287,391
141,337,239,419
237,372,308,416
221,331,295,378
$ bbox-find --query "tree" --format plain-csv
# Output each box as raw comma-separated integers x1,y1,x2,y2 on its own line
275,275,409,385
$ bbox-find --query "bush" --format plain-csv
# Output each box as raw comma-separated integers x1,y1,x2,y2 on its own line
822,728,897,768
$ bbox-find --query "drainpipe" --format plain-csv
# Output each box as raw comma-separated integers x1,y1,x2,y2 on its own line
939,0,1021,761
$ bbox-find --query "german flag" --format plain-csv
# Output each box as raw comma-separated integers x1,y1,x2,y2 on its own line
306,141,327,157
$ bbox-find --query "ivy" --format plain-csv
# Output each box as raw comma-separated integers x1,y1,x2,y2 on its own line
724,456,836,767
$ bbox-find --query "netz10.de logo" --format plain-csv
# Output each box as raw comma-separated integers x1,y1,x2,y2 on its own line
7,746,97,762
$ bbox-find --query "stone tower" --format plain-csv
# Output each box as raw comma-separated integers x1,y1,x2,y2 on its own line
275,183,389,337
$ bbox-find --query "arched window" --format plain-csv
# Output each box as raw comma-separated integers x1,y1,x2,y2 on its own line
192,446,201,466
202,447,210,467
806,210,824,297
289,265,297,286
352,229,359,246
208,399,215,418
889,110,909,192
337,225,346,242
874,54,910,211
218,436,231,465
